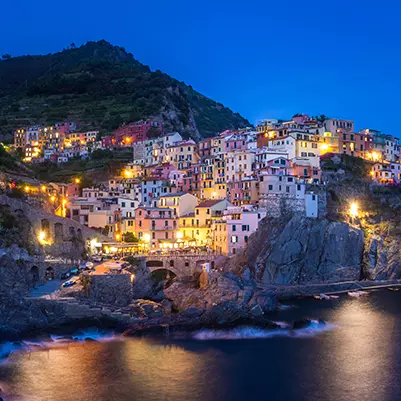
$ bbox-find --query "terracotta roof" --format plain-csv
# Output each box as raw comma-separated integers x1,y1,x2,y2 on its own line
197,199,225,208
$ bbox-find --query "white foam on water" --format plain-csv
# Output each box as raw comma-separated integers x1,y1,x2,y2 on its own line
278,304,296,310
192,320,337,341
0,329,119,363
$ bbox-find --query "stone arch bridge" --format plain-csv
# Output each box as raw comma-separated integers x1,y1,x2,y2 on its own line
144,254,217,278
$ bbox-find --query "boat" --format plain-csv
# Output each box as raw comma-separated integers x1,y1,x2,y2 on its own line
348,291,369,297
313,295,323,300
388,287,400,292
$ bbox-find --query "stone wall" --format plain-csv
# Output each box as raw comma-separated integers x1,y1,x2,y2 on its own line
260,195,305,218
88,274,133,306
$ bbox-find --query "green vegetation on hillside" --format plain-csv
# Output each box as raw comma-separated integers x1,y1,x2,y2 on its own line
0,41,250,139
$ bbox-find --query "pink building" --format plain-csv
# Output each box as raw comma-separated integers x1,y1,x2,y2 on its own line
102,135,114,149
135,207,178,249
55,122,77,134
225,135,248,152
113,120,163,145
292,161,321,182
150,163,177,180
66,183,80,198
199,138,212,157
292,114,310,124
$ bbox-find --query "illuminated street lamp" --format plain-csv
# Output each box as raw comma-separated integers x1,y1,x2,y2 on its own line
115,233,121,241
24,185,30,193
74,178,81,184
41,185,47,192
320,143,330,154
349,202,359,219
38,230,50,245
123,169,133,179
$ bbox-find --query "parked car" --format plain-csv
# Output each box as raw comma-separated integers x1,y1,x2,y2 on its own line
61,271,71,280
70,267,79,275
62,280,76,288
91,255,103,263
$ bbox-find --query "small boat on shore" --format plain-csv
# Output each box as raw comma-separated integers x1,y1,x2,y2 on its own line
388,287,400,292
313,294,340,300
348,291,369,297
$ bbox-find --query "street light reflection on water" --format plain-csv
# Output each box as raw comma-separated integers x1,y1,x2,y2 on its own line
2,292,401,401
314,297,396,401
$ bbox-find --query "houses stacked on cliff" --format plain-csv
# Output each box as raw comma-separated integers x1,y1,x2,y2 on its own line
12,113,401,255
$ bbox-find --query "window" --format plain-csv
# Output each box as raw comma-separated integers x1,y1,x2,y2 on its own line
206,209,210,215
121,202,126,208
288,177,293,182
232,225,236,231
268,185,273,190
286,186,290,193
242,225,249,231
152,232,155,239
231,235,238,243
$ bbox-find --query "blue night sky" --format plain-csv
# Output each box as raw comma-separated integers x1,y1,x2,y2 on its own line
1,0,400,134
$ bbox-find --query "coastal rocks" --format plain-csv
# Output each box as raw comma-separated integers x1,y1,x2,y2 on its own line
163,272,277,327
182,306,204,318
0,296,49,338
88,274,133,306
129,300,165,318
132,259,155,299
229,215,364,285
364,234,401,280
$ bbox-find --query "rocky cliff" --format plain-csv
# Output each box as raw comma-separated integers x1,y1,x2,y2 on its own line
228,215,365,285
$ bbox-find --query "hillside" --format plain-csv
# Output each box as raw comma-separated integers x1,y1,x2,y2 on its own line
0,40,250,140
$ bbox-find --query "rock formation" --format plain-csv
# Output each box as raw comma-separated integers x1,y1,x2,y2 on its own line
227,215,365,285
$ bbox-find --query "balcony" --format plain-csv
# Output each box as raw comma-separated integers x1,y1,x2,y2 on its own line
144,215,175,219
151,226,176,231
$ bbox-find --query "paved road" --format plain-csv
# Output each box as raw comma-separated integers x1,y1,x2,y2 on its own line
30,279,64,297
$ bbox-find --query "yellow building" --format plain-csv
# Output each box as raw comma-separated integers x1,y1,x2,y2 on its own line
178,199,231,247
165,140,199,169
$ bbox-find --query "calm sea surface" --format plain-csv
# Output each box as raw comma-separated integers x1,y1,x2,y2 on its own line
1,290,401,401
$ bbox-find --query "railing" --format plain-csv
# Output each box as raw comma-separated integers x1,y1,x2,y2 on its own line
151,226,176,231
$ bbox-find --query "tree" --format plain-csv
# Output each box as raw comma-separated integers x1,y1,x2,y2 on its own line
1,54,11,60
122,232,139,243
91,149,113,160
147,127,162,139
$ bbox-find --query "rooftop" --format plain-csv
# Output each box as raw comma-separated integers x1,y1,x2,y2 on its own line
197,199,226,208
159,192,189,198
